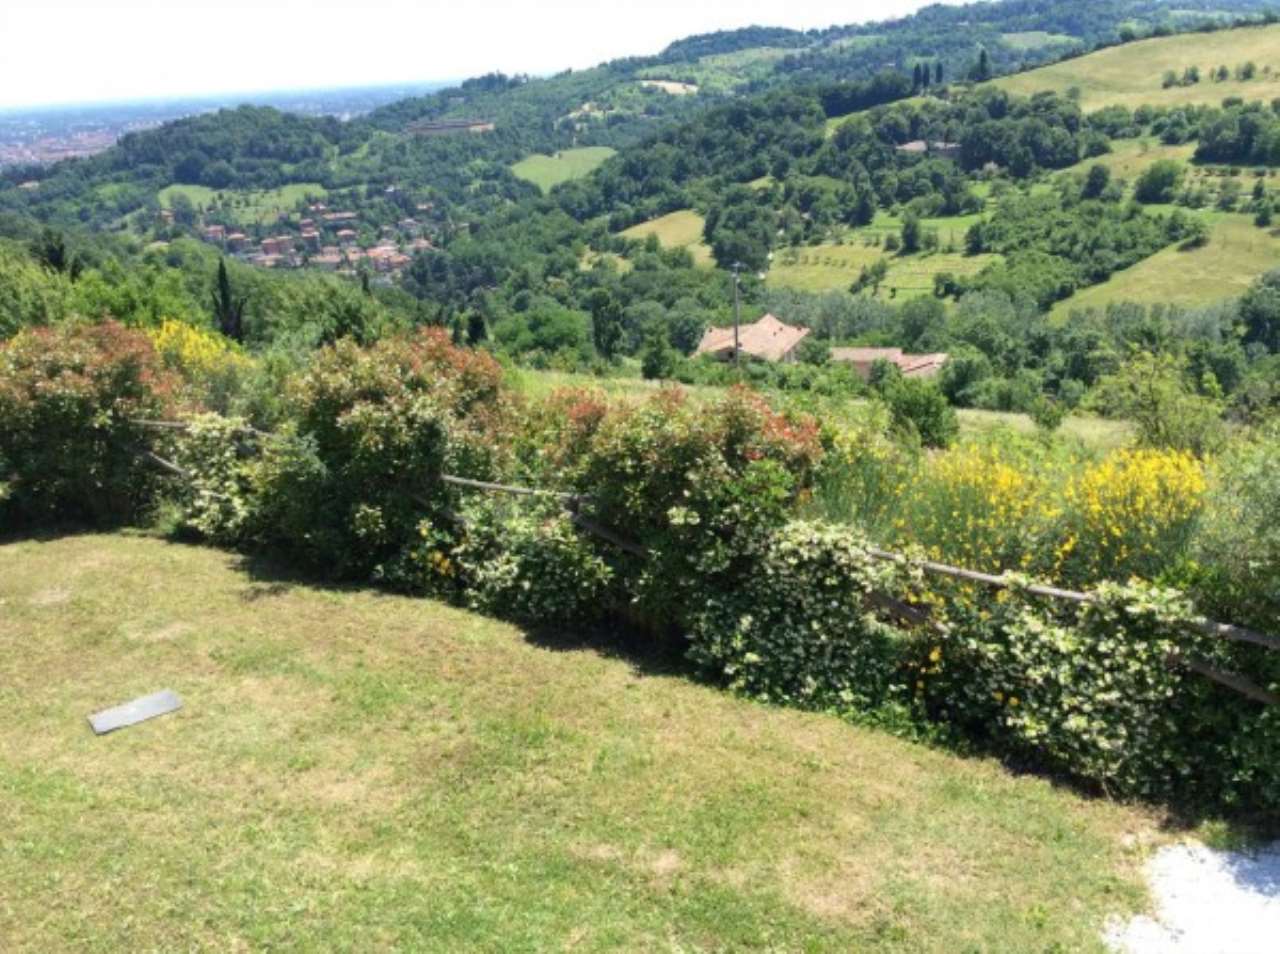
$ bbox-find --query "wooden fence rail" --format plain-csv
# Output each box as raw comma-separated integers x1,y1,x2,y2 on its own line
131,420,1280,704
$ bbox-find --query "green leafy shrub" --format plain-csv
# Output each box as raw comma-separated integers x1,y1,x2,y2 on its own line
0,321,174,527
882,378,958,449
169,413,256,544
0,246,70,340
686,521,916,714
1194,425,1280,629
932,581,1211,798
452,497,614,627
575,386,824,627
250,329,512,576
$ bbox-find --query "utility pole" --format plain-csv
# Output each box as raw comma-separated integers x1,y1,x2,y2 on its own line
731,261,743,369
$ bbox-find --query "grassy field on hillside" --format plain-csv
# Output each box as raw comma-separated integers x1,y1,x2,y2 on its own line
637,47,794,94
510,368,1135,451
156,183,217,210
766,210,995,297
511,147,617,193
1058,139,1198,182
994,23,1280,111
769,243,1000,297
1001,31,1079,51
620,209,715,266
1051,213,1280,317
0,534,1156,951
158,182,328,226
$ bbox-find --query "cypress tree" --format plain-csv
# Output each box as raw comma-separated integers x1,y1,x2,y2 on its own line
212,259,246,342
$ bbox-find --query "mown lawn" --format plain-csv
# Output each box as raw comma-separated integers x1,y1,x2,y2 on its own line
0,534,1157,951
511,147,617,193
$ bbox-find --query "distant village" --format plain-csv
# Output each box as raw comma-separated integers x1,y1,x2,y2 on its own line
163,193,438,280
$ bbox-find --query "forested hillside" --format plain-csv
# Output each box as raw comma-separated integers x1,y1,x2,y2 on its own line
4,0,1280,431
3,0,1272,230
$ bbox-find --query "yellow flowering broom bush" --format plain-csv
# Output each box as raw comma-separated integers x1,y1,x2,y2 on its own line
148,318,253,411
846,437,1210,591
890,438,1056,576
1054,449,1207,586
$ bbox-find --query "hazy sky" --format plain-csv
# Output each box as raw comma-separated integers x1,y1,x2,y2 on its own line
0,0,946,109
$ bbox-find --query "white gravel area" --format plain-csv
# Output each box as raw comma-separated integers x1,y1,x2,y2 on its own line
1106,840,1280,954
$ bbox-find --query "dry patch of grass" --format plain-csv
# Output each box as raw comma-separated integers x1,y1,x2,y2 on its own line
0,534,1160,951
638,79,699,96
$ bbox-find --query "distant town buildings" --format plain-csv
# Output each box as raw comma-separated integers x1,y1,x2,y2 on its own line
176,185,436,280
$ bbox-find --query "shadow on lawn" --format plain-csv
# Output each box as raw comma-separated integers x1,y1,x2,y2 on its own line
226,543,689,680
6,527,1275,838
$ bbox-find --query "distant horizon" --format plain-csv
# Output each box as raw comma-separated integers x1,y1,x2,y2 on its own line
0,78,458,117
0,0,945,110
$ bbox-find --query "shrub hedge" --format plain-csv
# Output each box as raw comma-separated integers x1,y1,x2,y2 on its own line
0,321,174,527
3,324,1278,817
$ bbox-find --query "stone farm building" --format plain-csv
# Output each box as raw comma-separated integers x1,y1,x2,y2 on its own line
696,313,810,363
830,347,949,379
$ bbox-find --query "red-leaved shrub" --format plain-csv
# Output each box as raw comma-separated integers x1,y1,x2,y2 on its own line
0,321,175,526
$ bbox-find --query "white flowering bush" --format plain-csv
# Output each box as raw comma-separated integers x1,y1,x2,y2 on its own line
951,581,1208,797
171,413,256,543
453,497,614,627
686,521,920,714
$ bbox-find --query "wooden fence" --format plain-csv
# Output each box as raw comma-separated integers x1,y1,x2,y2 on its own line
132,419,1280,706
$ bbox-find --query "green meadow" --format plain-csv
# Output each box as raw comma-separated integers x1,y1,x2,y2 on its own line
511,146,617,193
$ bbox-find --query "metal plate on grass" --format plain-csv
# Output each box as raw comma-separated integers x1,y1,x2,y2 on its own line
88,690,182,735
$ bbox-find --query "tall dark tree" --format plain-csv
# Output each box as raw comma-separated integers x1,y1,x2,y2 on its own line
30,229,81,280
901,213,923,254
972,48,992,82
913,63,924,90
212,259,246,342
935,61,944,85
589,288,623,359
1083,164,1111,200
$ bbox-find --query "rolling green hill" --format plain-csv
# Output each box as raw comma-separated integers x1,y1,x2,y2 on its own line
1051,211,1280,316
994,21,1280,110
